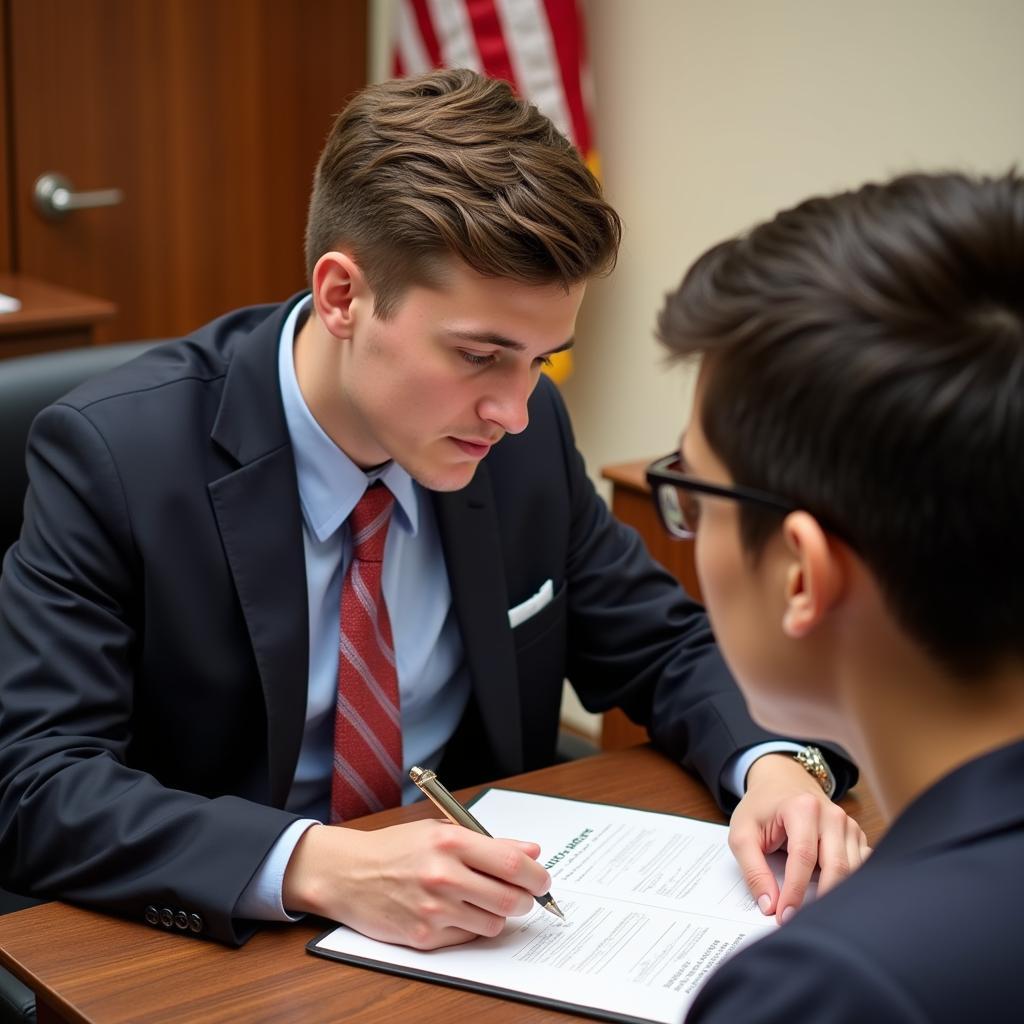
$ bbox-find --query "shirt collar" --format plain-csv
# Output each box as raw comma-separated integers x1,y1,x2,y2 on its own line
277,294,419,543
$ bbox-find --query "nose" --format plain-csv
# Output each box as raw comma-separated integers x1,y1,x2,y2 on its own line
477,370,533,436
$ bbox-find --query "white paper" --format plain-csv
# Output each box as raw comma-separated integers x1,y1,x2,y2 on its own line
0,292,21,313
311,789,788,1022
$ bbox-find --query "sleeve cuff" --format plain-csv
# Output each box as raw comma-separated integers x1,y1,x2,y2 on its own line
233,818,320,922
721,741,805,798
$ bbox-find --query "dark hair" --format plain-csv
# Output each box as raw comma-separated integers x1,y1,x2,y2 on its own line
657,170,1024,677
305,68,621,317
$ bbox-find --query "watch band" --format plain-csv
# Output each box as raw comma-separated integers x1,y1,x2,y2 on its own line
794,745,836,799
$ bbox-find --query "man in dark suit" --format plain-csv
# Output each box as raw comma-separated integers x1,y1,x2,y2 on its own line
651,170,1024,1021
0,69,863,950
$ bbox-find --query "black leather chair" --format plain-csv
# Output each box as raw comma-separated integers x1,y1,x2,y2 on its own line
0,342,159,557
0,341,158,1024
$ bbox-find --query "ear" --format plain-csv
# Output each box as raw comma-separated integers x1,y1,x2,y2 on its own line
779,511,844,639
310,251,372,340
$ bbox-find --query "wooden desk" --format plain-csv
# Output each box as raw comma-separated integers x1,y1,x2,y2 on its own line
600,460,701,751
0,748,885,1024
0,274,117,359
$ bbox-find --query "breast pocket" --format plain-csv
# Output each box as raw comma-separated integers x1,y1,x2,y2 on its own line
511,580,567,651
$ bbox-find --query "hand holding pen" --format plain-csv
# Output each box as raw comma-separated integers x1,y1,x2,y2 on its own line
410,766,565,921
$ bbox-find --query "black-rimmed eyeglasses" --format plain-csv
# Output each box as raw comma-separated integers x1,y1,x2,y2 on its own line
645,453,796,540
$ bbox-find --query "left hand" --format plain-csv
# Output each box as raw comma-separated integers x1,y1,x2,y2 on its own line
728,753,870,925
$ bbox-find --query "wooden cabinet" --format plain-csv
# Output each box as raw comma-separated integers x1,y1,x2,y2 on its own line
0,275,116,359
600,460,703,750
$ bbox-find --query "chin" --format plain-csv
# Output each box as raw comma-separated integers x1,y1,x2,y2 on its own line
408,460,481,493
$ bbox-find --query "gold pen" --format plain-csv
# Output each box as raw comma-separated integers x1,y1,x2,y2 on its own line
409,766,565,921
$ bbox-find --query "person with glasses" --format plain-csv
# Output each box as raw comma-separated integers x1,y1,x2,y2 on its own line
654,171,1024,1023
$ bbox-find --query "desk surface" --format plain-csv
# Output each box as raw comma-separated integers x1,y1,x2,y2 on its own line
0,747,885,1024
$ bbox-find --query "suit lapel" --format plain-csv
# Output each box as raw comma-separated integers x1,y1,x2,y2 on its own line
434,464,523,776
208,300,309,807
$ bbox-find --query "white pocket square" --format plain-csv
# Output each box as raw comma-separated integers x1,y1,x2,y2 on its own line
508,579,554,628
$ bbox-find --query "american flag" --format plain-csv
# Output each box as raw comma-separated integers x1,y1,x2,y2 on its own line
391,0,600,382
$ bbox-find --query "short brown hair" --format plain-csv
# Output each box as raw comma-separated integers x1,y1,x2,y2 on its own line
305,68,621,317
658,170,1024,678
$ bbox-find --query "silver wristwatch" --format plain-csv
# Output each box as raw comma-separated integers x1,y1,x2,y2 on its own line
794,745,836,799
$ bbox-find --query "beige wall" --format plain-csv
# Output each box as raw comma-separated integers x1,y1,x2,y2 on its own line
568,0,1024,489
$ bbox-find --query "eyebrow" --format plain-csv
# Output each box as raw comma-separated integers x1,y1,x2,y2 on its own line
447,330,576,357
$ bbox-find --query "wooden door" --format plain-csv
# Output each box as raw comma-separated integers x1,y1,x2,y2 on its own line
7,0,368,344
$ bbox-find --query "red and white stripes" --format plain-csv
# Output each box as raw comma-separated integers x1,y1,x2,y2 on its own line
391,0,595,161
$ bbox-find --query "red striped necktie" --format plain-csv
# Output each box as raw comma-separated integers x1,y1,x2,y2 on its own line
330,484,403,824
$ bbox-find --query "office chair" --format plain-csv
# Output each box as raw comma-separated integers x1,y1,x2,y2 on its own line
0,341,159,557
0,340,158,1024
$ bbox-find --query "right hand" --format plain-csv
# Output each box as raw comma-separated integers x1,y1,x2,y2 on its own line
282,819,550,949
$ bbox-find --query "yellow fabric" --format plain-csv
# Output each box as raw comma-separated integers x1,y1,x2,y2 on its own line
544,349,573,384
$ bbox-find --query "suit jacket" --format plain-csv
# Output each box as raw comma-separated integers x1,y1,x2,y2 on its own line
0,296,853,945
687,738,1024,1023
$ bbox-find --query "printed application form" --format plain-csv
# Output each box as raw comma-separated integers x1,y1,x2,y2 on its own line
309,789,788,1022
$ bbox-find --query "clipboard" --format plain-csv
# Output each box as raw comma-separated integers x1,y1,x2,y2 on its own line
306,788,778,1023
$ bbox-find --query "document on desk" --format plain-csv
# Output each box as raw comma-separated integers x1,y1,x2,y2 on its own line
308,788,786,1023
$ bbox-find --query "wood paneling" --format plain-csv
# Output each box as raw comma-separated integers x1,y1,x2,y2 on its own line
0,0,13,272
8,0,368,343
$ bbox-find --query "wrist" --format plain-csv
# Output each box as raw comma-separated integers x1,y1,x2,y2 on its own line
282,823,333,915
746,752,826,795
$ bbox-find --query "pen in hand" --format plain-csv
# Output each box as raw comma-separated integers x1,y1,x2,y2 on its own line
409,766,565,921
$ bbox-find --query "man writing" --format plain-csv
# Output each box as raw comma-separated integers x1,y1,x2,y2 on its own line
0,70,862,949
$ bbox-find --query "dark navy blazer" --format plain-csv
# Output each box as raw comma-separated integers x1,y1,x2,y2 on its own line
688,739,1024,1023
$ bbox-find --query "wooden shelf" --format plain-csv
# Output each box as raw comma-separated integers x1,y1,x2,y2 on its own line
0,274,117,359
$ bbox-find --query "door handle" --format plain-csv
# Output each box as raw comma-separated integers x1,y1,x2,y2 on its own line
33,172,124,221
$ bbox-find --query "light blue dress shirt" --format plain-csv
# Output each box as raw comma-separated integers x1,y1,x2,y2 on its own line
235,296,469,920
234,294,797,922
